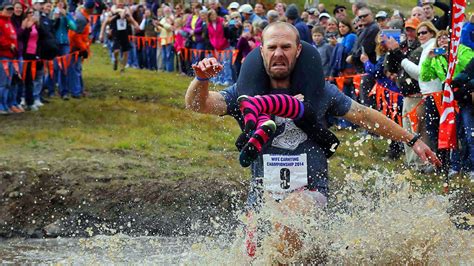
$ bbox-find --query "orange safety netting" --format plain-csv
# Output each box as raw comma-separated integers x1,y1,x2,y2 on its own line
0,50,85,82
326,74,366,97
128,35,239,64
401,91,444,132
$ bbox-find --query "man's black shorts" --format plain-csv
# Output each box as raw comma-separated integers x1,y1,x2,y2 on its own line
112,35,131,52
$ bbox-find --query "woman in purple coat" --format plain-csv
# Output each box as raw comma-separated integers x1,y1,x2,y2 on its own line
183,4,205,50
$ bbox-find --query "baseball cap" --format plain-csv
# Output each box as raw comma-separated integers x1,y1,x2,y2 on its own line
228,2,239,10
375,11,388,19
239,4,253,14
319,12,331,20
84,0,95,9
308,7,318,15
404,17,420,29
333,4,346,15
0,2,13,10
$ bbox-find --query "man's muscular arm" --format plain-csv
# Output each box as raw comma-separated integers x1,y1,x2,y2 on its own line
185,79,227,115
342,100,441,166
184,57,227,115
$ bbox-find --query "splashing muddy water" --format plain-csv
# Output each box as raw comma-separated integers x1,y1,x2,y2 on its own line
1,171,473,264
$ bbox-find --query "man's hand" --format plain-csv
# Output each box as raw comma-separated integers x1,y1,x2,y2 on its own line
360,53,369,63
346,55,353,64
192,57,223,79
412,139,442,167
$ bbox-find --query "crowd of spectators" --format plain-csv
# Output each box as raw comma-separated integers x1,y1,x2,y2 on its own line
0,0,93,113
1,0,474,179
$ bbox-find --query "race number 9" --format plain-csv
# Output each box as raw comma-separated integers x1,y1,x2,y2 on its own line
280,168,290,189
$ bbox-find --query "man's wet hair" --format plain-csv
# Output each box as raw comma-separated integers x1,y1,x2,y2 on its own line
261,22,301,46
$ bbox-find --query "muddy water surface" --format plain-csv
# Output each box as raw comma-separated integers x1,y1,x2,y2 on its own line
1,171,473,264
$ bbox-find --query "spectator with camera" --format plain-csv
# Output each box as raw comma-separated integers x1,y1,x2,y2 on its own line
50,0,76,100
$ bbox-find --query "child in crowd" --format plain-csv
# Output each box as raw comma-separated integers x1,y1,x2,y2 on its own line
312,26,333,77
173,17,187,75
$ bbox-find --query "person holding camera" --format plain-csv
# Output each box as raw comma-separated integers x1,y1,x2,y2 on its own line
157,6,175,72
139,8,158,70
232,21,256,79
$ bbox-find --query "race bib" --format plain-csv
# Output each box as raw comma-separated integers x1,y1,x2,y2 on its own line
117,19,127,31
263,154,308,198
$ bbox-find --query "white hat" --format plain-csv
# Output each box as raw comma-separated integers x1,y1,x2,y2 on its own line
33,0,46,3
375,11,388,19
239,4,253,14
319,12,330,19
228,2,239,10
200,6,208,14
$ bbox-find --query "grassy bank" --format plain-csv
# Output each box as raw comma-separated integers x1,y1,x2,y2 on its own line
0,45,471,191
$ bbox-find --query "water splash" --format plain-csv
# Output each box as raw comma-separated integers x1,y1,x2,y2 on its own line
1,171,472,264
190,170,473,264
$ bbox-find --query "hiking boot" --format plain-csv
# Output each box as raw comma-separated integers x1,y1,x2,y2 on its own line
62,95,70,101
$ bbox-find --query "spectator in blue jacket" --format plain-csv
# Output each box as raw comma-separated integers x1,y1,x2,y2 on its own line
52,0,76,99
285,4,311,44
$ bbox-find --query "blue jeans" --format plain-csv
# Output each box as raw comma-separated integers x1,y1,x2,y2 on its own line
91,19,101,41
145,45,157,70
68,56,83,97
211,47,233,85
7,58,22,108
33,66,44,101
43,61,56,97
424,95,440,152
161,44,174,72
191,41,205,65
128,41,139,68
460,105,474,172
450,113,467,172
359,75,375,108
57,45,71,97
0,58,13,111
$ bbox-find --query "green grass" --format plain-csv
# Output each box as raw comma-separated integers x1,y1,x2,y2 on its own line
0,44,471,193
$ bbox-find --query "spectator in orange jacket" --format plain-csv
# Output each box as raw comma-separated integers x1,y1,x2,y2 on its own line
67,0,94,98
